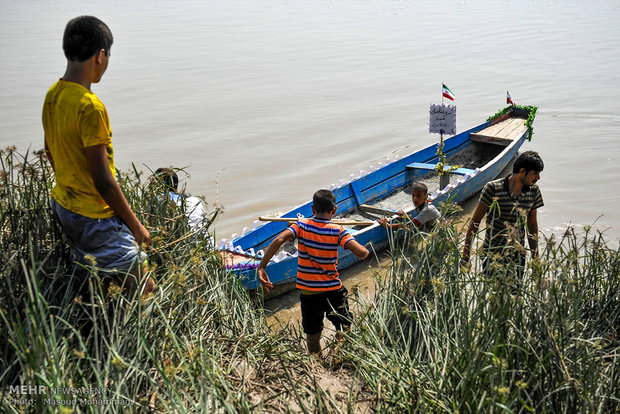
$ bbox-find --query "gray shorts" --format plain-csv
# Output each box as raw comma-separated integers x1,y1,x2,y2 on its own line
51,198,147,274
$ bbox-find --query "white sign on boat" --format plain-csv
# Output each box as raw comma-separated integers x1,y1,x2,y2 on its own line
429,104,457,135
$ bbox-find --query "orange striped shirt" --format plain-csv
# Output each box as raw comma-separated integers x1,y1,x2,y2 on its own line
288,218,354,292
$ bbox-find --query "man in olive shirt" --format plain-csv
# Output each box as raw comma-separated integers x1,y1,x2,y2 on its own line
462,151,544,277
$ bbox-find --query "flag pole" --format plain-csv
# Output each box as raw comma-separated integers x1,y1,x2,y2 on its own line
439,82,449,190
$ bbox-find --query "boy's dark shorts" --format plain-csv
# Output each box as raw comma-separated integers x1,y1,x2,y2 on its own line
300,286,351,335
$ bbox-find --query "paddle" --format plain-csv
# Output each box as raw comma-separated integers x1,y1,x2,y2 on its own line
258,216,376,226
359,204,399,216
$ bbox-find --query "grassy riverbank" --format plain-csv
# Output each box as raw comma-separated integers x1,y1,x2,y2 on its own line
1,148,618,412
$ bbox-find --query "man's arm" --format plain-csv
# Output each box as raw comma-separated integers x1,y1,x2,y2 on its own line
256,230,295,292
84,144,150,246
461,201,488,265
526,208,539,258
345,239,370,260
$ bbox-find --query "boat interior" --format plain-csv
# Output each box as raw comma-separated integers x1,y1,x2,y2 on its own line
340,140,506,225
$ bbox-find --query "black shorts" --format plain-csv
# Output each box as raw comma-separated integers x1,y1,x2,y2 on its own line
300,286,351,335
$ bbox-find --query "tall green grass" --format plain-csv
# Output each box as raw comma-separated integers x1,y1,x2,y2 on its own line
0,148,358,413
1,147,618,413
343,205,619,412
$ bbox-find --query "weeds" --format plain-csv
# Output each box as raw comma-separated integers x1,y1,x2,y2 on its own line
1,148,618,412
0,149,349,413
344,204,619,412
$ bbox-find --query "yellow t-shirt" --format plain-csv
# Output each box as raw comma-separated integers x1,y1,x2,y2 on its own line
42,79,116,218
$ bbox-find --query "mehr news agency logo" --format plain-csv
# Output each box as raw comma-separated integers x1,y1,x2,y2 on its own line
4,384,134,407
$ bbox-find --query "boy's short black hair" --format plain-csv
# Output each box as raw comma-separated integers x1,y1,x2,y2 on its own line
155,168,179,191
63,16,113,62
513,151,544,174
313,189,337,214
411,183,428,195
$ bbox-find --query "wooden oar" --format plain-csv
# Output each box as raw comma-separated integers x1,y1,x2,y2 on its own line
258,216,376,226
359,204,398,216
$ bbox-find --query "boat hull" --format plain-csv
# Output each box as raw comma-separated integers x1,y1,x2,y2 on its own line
221,107,534,293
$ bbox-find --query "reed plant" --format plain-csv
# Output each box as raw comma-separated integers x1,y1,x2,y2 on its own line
0,148,358,413
342,204,619,412
1,147,618,413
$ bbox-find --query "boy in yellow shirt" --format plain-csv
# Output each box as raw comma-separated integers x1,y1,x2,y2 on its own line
43,16,154,297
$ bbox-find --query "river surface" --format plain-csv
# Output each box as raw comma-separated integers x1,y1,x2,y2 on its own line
2,1,619,243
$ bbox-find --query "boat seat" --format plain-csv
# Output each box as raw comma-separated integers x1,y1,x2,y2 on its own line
470,117,528,146
405,162,475,176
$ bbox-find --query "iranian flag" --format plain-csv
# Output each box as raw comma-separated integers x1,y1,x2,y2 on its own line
442,84,455,101
506,91,514,106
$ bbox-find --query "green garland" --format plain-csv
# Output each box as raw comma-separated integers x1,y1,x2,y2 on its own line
435,137,461,176
487,104,538,141
436,104,539,176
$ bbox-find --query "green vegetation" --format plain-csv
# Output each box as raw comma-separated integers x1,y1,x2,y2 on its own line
487,105,539,140
1,148,618,412
345,209,619,412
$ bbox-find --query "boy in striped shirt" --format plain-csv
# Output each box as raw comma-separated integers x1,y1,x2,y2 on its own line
258,189,369,355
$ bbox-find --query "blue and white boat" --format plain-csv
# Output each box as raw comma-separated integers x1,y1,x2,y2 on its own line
220,105,537,296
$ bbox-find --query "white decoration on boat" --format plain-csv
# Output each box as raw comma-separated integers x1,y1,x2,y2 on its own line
219,239,228,249
368,165,375,171
231,233,239,240
252,220,260,229
330,183,336,190
234,245,245,254
296,213,305,219
273,252,290,263
241,227,249,235
247,248,255,256
257,250,265,258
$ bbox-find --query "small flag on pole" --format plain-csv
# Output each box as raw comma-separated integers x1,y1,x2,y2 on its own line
506,90,514,106
442,84,455,101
